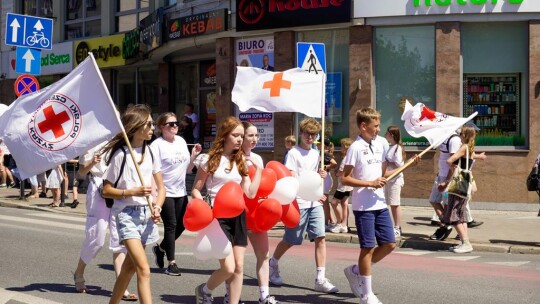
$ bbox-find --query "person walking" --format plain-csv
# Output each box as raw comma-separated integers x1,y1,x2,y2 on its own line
384,126,406,238
102,104,165,304
150,112,202,276
329,138,354,234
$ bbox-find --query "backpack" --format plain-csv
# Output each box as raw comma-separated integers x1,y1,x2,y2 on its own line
440,134,459,154
526,157,540,192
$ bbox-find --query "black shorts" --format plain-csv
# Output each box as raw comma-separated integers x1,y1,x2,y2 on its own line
2,154,12,167
333,190,351,200
218,210,248,247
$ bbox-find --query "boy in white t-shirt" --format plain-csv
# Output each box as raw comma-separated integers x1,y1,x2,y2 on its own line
268,118,339,294
341,108,402,304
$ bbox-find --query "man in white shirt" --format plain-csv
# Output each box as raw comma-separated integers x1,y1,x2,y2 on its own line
184,103,199,143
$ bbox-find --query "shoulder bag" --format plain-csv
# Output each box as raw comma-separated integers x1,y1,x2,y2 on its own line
447,146,473,199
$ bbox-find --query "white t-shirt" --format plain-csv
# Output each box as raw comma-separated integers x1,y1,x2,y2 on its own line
245,151,264,167
343,136,388,211
438,134,461,178
81,141,108,178
185,112,199,139
336,159,353,192
199,155,243,206
150,136,191,197
103,145,161,213
386,144,404,186
285,145,321,210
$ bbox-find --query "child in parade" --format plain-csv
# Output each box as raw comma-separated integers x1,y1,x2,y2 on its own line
321,138,338,231
191,116,263,304
282,135,296,164
269,118,339,294
329,137,354,234
102,104,165,304
384,126,406,237
46,164,64,207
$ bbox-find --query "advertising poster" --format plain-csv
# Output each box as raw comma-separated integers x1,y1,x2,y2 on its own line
325,72,342,122
199,60,217,149
235,36,275,149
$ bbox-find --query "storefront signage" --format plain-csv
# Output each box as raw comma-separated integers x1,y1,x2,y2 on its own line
236,0,350,32
73,34,125,68
239,112,275,149
166,9,228,41
122,29,140,60
355,0,536,18
140,8,163,53
4,41,72,78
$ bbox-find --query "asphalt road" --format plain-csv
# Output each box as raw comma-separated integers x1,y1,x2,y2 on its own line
0,207,539,304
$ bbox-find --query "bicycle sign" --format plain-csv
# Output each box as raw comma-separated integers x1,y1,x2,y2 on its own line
5,13,53,50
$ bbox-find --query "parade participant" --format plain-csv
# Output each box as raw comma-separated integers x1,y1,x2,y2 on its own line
384,126,406,237
320,138,338,231
192,116,262,304
269,118,339,294
329,138,354,233
102,104,165,304
151,112,201,276
46,164,64,207
72,142,137,301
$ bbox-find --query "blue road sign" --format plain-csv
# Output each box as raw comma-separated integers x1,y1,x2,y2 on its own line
15,47,41,75
297,42,326,74
14,74,40,97
5,13,53,50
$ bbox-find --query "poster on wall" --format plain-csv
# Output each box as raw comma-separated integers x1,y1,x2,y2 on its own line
235,36,275,149
325,72,342,122
199,60,217,149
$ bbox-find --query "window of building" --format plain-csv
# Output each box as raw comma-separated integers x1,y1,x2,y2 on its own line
65,0,102,40
23,0,53,18
114,66,159,115
374,26,436,146
116,0,150,33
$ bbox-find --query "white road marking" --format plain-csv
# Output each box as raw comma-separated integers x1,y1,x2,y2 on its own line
485,261,530,267
0,287,61,304
437,256,481,261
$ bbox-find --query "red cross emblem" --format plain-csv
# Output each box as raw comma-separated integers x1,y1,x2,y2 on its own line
263,73,291,97
37,105,70,138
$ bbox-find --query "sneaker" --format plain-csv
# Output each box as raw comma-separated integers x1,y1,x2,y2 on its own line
152,244,165,269
195,283,213,304
314,278,339,293
39,192,47,198
429,226,452,241
259,295,278,304
430,220,440,226
330,224,346,233
269,261,283,286
343,265,362,297
393,227,401,238
325,223,337,232
222,292,244,304
439,225,453,241
360,293,382,304
165,263,181,276
70,200,80,209
0,184,6,188
451,243,473,254
8,182,16,188
467,220,484,228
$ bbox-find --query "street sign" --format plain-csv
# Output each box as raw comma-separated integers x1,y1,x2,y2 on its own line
5,13,53,50
14,74,40,97
15,47,41,75
297,42,326,74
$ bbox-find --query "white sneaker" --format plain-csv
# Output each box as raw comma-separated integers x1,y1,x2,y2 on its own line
314,278,339,293
393,227,401,238
325,223,337,232
451,242,473,253
343,265,362,297
360,293,382,304
269,261,283,286
330,224,344,233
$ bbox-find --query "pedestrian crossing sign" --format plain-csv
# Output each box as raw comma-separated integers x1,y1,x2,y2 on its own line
297,42,326,74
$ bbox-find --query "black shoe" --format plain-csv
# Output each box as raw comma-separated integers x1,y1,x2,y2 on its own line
71,200,79,209
439,225,453,240
39,192,47,198
455,234,461,240
152,244,165,269
165,263,181,276
430,220,440,226
467,220,484,228
429,227,446,240
58,201,66,207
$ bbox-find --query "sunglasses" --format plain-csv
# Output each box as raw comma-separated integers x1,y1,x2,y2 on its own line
164,121,179,127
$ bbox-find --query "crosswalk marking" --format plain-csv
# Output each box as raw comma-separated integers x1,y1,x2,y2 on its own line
0,214,84,230
395,250,432,256
486,261,530,267
437,256,481,261
26,212,87,223
0,287,61,304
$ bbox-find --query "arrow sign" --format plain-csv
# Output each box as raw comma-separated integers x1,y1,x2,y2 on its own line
34,20,44,31
10,18,20,43
15,47,41,75
5,13,53,50
22,49,35,72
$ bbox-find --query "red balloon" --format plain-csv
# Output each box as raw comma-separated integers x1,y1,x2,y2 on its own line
266,161,292,180
256,168,277,198
254,198,282,231
246,208,263,232
243,193,260,214
213,182,245,218
248,165,256,180
281,199,300,228
183,198,213,231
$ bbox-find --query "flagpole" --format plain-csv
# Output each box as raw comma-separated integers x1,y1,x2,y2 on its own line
386,144,433,181
88,53,154,212
320,73,326,170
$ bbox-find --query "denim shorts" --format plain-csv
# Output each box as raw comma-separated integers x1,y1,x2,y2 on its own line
116,205,159,246
283,205,325,245
354,208,395,248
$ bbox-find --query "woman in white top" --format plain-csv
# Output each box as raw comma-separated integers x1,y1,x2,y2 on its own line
150,112,202,276
192,116,262,304
384,126,405,237
102,104,165,304
329,138,354,234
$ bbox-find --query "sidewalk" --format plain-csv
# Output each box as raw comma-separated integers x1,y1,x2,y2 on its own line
1,186,539,255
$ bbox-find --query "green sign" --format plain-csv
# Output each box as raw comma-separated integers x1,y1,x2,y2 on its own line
414,0,523,6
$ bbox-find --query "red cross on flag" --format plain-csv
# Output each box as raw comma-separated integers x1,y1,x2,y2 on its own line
232,67,325,118
401,100,477,148
0,53,123,180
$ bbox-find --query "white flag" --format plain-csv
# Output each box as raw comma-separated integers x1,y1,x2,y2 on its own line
0,53,123,179
232,67,324,118
401,100,477,148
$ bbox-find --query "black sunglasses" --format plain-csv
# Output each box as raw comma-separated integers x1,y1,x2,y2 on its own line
163,121,179,127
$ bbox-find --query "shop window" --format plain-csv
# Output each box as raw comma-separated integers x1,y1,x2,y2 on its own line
115,66,159,115
374,26,436,146
115,0,150,33
65,0,102,39
23,0,53,18
462,22,527,147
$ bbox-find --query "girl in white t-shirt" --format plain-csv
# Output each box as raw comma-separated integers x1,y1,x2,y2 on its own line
329,138,354,234
192,116,262,304
384,126,405,237
102,104,165,304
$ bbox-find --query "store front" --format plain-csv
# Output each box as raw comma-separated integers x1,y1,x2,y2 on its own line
353,0,540,206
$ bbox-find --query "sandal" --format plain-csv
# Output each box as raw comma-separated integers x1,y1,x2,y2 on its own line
73,274,87,293
122,292,138,301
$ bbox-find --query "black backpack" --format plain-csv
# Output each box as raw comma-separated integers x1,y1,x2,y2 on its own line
526,159,540,192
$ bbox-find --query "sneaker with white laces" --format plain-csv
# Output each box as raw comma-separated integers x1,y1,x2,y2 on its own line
195,283,214,304
330,224,344,233
360,293,382,304
165,263,181,276
222,292,244,304
451,242,473,253
259,295,279,304
343,265,362,297
314,278,339,293
393,227,401,238
269,261,283,286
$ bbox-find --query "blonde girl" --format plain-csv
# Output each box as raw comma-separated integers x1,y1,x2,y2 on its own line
329,138,354,233
384,126,405,237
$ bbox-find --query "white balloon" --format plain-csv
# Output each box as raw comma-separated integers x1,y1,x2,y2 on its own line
297,171,324,201
193,219,232,260
268,176,299,205
193,231,214,261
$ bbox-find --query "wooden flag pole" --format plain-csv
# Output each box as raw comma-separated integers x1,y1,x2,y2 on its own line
386,144,434,181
